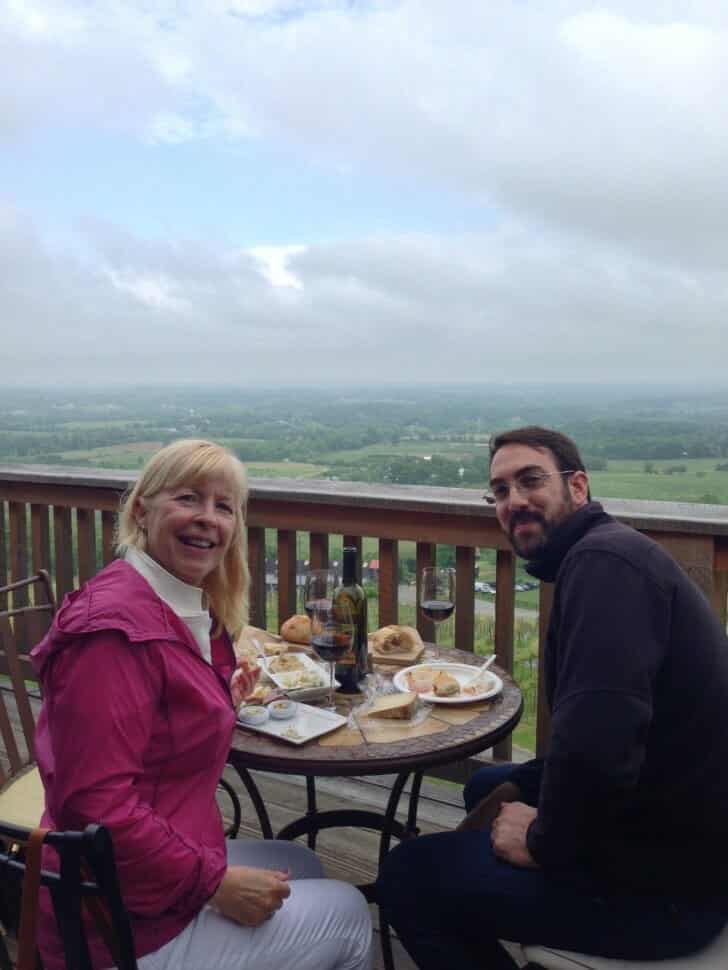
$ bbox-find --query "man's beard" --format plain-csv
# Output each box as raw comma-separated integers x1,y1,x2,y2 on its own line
508,510,562,560
508,511,547,559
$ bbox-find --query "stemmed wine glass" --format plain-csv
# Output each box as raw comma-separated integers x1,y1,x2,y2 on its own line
302,569,336,620
310,599,355,711
419,567,456,637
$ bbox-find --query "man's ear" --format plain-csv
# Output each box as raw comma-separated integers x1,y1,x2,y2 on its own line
569,470,590,507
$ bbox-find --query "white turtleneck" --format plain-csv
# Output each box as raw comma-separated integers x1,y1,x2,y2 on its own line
124,546,212,663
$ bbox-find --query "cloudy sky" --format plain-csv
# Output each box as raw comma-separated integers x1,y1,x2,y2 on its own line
3,0,728,385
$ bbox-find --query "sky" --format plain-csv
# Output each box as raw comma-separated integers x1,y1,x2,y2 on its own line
3,0,728,386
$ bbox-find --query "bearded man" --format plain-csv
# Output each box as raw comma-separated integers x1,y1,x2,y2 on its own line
376,426,728,970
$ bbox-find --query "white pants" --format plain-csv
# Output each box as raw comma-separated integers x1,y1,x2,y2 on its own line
138,840,373,970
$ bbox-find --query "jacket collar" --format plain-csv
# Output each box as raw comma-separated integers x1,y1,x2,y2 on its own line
525,501,610,583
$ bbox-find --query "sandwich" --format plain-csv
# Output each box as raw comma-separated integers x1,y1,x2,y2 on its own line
433,671,460,697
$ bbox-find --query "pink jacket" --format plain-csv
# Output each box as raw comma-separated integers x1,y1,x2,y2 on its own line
31,560,238,969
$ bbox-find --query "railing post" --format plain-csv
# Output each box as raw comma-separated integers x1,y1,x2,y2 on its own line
536,582,554,757
455,545,475,652
0,502,7,606
309,533,329,570
277,530,297,627
247,526,266,629
53,507,74,604
101,511,116,566
416,542,436,643
493,548,515,762
378,538,399,627
9,502,29,605
31,504,51,577
76,509,97,585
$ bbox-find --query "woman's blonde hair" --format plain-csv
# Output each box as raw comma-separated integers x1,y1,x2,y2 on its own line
116,439,250,637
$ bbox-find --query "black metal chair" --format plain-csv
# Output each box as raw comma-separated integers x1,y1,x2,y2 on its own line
218,774,242,838
1,820,137,970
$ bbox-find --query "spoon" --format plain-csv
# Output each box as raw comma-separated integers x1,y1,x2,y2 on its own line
464,653,496,689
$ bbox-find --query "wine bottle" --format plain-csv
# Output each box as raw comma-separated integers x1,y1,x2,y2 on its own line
332,546,368,692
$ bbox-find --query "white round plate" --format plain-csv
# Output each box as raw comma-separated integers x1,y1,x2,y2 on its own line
392,661,503,705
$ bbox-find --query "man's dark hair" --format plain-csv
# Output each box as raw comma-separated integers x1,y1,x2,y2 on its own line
489,426,591,499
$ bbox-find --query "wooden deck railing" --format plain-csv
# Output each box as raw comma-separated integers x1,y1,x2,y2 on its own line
2,464,728,771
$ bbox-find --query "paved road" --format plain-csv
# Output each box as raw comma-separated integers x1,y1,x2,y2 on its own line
397,584,538,619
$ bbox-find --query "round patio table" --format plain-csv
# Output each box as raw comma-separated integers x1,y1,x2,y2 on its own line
227,644,523,970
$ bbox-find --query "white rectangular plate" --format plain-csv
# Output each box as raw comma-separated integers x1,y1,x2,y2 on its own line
237,703,348,745
392,662,503,704
258,653,339,692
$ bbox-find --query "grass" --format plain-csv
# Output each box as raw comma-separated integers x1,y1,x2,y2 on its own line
244,461,328,478
589,459,728,504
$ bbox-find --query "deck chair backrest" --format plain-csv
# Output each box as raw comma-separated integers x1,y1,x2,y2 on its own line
0,821,137,970
0,571,56,661
0,573,56,783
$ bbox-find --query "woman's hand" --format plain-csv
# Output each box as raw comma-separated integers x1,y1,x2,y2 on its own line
230,656,261,709
211,866,291,926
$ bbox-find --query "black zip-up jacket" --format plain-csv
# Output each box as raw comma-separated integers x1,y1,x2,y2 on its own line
521,502,728,898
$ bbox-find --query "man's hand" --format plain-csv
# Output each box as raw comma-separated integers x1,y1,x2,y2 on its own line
457,781,522,833
491,802,539,868
211,865,291,926
230,656,261,709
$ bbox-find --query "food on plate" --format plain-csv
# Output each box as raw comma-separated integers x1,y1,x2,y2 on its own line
366,692,418,719
269,699,297,720
282,726,304,741
463,673,495,696
280,614,312,645
263,642,289,657
275,668,326,690
433,670,460,697
268,654,304,674
405,667,438,694
238,705,269,726
371,625,422,654
248,682,277,704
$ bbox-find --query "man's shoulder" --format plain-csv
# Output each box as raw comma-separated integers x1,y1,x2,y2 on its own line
566,514,678,580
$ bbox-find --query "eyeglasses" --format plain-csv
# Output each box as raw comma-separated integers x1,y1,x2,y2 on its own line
484,470,577,505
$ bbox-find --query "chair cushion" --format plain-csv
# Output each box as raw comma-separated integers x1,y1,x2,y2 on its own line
0,765,44,828
522,921,728,970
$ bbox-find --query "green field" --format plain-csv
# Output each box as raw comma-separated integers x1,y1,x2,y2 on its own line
244,461,328,478
46,440,728,507
319,440,490,463
589,459,728,504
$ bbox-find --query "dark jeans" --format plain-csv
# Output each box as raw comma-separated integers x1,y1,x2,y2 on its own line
375,763,728,970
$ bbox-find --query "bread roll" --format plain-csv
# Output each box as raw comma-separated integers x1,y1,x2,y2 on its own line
371,625,423,654
280,614,311,645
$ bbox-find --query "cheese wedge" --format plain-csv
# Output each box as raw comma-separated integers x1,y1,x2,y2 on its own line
366,692,418,719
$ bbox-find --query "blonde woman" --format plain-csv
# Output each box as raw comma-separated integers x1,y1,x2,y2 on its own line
32,440,372,970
